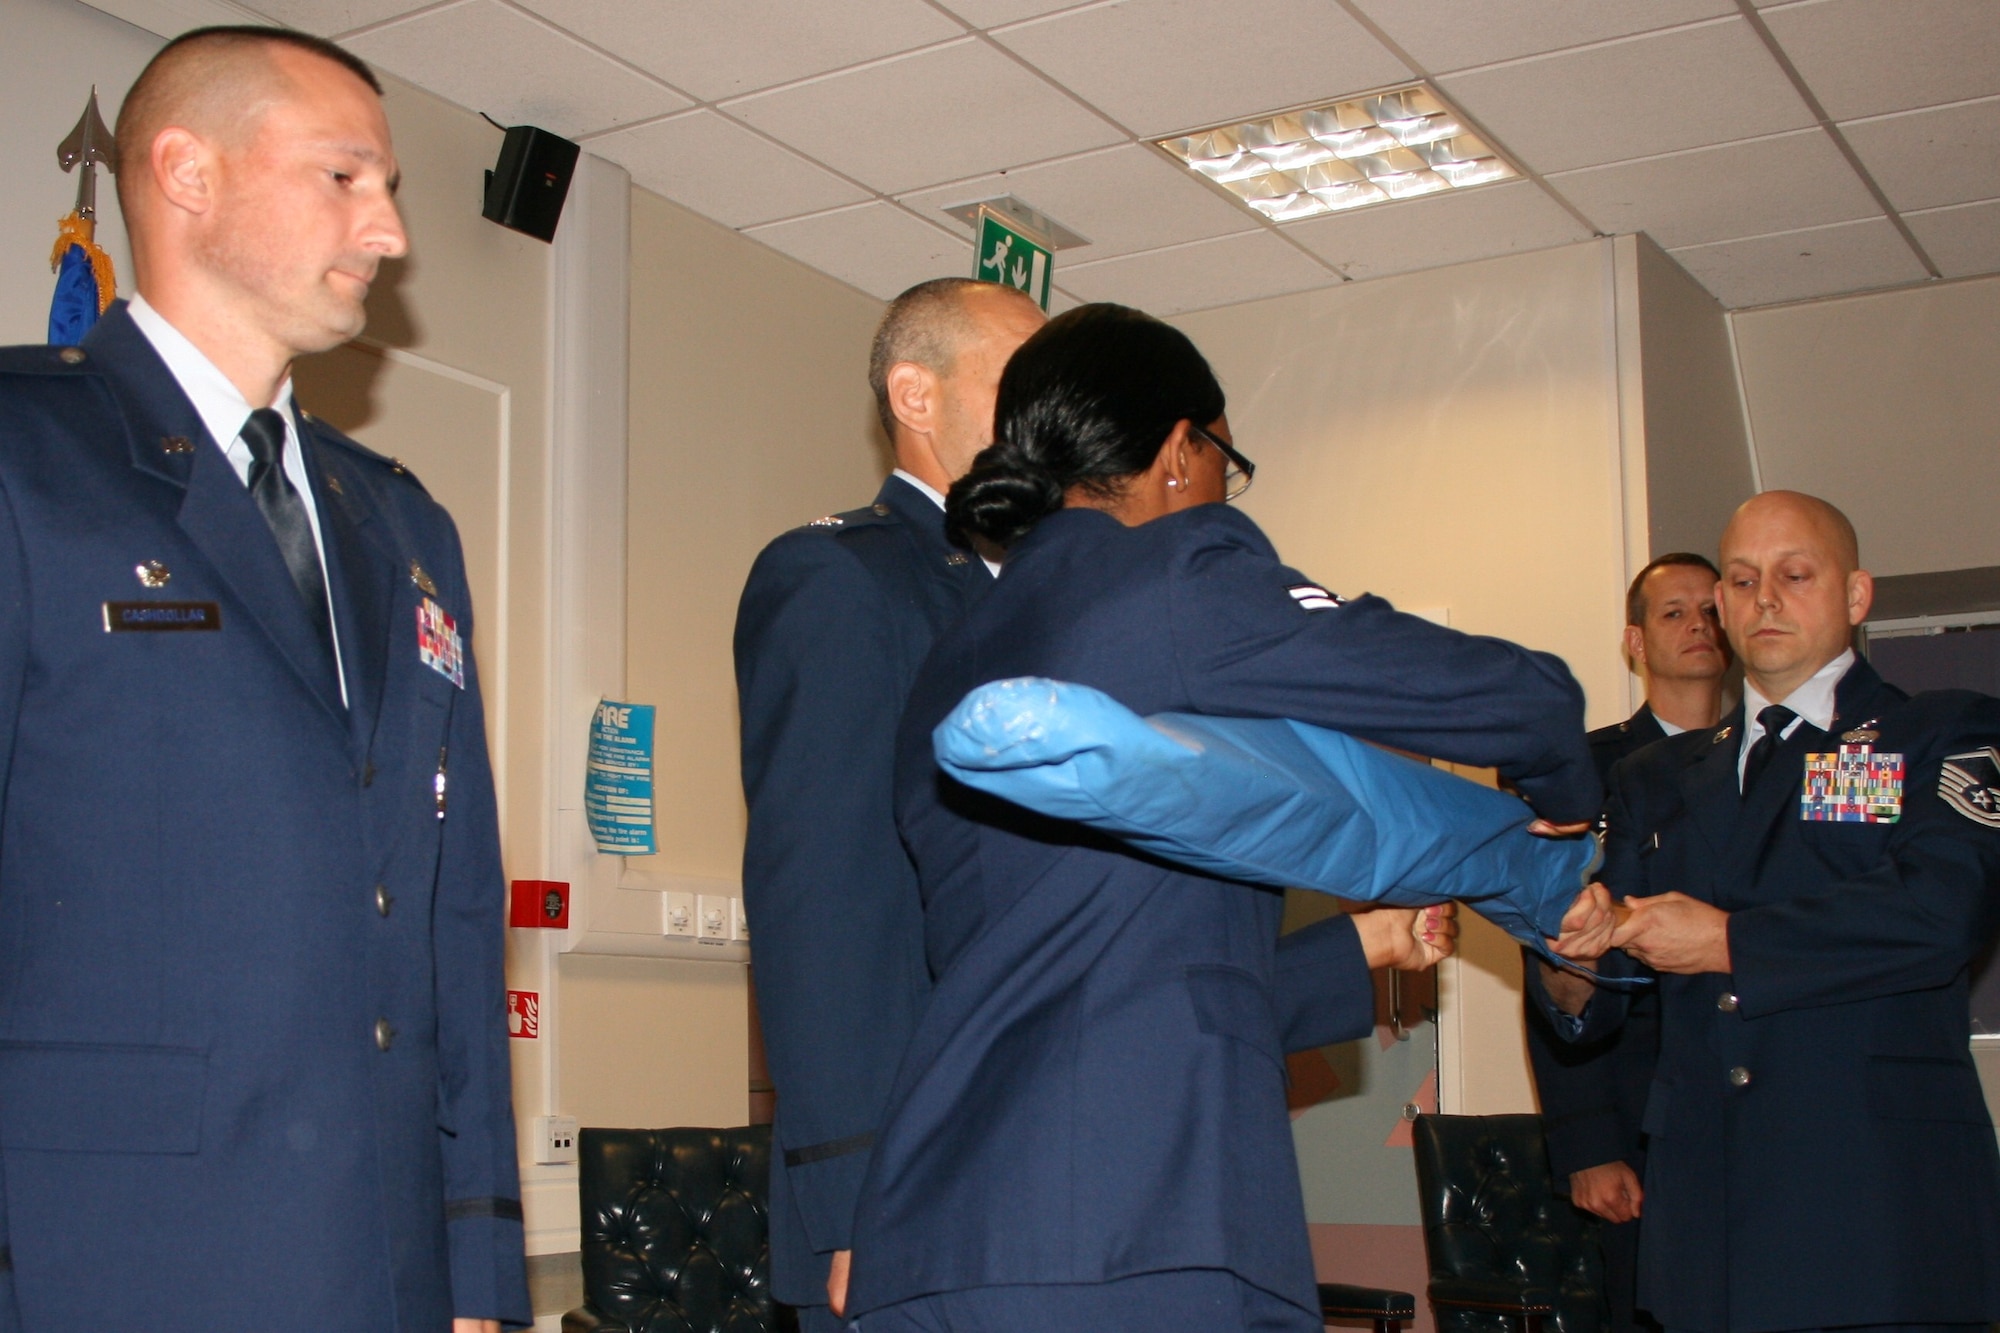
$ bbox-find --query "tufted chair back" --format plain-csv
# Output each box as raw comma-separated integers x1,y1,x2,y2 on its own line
564,1126,782,1333
1412,1114,1606,1333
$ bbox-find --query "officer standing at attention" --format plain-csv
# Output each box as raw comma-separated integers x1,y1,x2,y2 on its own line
1525,552,1728,1333
0,28,525,1331
1537,491,2000,1333
735,277,1045,1332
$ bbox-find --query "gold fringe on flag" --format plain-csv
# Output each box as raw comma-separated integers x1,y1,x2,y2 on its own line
49,211,117,315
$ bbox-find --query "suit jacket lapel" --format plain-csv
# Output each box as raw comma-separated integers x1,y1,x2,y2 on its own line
879,476,993,602
1681,703,1746,877
84,308,345,724
303,419,393,755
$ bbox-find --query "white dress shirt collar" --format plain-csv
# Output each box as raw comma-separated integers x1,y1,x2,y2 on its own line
127,294,347,705
1738,647,1853,784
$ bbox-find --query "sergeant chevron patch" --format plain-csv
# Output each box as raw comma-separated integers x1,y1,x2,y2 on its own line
1938,746,2000,828
1288,583,1345,612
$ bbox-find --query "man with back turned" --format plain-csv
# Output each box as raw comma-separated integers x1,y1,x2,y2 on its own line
0,27,524,1331
1536,491,2000,1332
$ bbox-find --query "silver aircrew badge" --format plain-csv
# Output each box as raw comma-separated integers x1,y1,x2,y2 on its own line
135,560,170,588
806,515,844,528
1939,747,2000,828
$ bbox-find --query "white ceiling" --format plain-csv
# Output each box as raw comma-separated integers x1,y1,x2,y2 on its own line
235,0,2000,313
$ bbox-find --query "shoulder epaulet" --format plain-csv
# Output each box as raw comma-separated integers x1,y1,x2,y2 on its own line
794,500,895,535
0,343,97,375
299,409,430,495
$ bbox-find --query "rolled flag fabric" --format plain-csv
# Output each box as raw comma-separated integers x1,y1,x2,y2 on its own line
48,211,116,345
934,676,1599,961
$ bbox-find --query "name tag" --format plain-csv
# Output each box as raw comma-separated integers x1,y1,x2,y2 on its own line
1801,743,1903,823
101,601,221,632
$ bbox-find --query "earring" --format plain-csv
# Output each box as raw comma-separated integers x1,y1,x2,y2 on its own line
1166,478,1179,489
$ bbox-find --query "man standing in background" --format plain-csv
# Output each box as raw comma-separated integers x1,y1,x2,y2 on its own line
1525,552,1727,1333
1538,491,2000,1332
736,277,1044,1332
0,27,525,1331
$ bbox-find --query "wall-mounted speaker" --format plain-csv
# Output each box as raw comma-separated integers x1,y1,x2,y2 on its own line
482,124,579,243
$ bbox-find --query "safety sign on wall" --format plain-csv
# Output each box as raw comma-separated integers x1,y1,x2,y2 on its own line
586,699,656,855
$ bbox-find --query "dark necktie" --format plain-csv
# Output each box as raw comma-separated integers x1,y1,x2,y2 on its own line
241,408,334,657
1741,704,1798,795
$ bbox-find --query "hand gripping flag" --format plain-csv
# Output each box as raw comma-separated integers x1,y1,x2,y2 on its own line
934,677,1600,962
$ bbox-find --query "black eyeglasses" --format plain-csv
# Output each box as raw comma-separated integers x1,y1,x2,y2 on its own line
1190,424,1256,501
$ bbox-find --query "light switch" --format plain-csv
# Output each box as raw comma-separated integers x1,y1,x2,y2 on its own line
732,897,750,942
663,891,695,938
697,894,730,943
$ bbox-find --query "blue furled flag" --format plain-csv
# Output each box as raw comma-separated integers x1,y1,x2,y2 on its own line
49,235,105,344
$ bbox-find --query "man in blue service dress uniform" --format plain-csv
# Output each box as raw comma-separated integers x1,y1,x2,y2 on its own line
1525,553,1727,1333
0,29,526,1332
1533,491,2000,1333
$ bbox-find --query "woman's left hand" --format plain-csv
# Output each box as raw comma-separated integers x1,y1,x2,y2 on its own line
1354,903,1457,970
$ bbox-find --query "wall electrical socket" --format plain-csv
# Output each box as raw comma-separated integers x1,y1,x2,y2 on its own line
534,1114,579,1165
663,891,695,938
697,894,731,943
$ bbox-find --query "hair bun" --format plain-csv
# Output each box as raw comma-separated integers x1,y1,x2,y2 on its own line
947,455,1064,549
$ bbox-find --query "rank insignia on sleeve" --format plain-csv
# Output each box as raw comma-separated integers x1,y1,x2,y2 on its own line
1801,744,1904,823
1938,746,2000,828
417,597,465,689
1287,583,1344,612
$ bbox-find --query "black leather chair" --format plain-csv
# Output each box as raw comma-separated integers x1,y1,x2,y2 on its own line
564,1125,787,1333
1412,1114,1606,1333
1319,1281,1417,1333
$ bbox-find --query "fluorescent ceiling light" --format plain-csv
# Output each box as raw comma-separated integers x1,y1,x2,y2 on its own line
1158,84,1517,223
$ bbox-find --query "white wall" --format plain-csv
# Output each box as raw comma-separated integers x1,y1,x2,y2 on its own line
0,0,157,343
1732,274,2000,577
1176,238,1637,1115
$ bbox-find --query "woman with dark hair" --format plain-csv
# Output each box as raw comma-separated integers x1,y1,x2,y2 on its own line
843,304,1602,1332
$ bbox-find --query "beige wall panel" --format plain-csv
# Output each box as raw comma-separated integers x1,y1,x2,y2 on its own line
557,954,750,1129
1633,237,1757,563
625,187,887,881
1732,275,2000,577
1175,240,1630,1114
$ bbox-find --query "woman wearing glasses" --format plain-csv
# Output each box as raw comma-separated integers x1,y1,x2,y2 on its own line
843,304,1600,1333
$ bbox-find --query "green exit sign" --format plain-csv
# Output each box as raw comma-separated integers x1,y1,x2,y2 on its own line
974,207,1053,311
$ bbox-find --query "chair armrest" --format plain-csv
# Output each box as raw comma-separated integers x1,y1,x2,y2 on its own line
1428,1278,1556,1313
562,1307,623,1333
1318,1283,1418,1319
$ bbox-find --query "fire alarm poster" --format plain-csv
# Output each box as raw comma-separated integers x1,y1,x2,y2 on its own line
586,699,656,855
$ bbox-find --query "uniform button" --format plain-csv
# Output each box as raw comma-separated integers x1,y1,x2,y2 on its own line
1728,1065,1752,1088
1717,991,1740,1013
374,1019,396,1051
375,884,393,917
872,503,890,516
58,347,85,365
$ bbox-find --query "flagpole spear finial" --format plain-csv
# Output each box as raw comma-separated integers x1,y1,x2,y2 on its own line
56,86,116,221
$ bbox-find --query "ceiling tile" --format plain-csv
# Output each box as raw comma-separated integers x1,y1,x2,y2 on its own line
1283,180,1591,280
1668,217,1926,307
584,111,871,229
1842,96,2000,214
1439,17,1813,174
516,0,963,102
345,0,688,137
1760,0,2000,121
1350,0,1733,75
723,39,1122,194
993,0,1410,138
1548,129,1877,249
898,145,1260,262
934,0,1085,26
1904,198,2000,279
1058,230,1339,316
744,202,972,300
245,0,434,34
